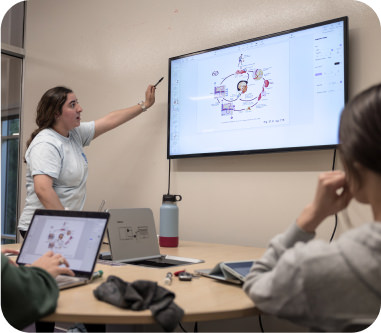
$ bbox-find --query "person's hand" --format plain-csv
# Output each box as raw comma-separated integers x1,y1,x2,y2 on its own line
297,171,353,233
1,248,20,267
31,251,75,278
144,85,156,109
1,248,19,255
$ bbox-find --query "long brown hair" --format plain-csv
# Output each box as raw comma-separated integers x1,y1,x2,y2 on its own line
339,83,381,185
25,86,73,155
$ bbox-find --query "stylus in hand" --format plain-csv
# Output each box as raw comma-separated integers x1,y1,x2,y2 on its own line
154,77,164,88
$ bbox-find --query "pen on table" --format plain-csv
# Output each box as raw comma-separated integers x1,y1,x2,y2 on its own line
164,272,173,285
92,270,103,280
154,77,164,88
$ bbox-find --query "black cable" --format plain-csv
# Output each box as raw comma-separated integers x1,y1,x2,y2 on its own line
258,314,264,332
194,321,198,332
178,321,187,332
330,214,338,243
330,148,338,242
332,148,337,171
167,158,171,195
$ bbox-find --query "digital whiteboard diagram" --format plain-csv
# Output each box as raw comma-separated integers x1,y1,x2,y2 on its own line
196,40,290,133
214,64,271,116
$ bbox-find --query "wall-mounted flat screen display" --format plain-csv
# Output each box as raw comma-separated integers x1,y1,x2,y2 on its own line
168,17,348,159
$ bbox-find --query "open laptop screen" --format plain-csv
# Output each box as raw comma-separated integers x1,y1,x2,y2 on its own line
17,210,109,277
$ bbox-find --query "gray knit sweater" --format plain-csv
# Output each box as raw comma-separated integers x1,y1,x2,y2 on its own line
243,222,381,331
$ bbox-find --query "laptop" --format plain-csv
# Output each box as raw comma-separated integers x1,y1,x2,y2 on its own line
17,209,110,289
99,208,203,268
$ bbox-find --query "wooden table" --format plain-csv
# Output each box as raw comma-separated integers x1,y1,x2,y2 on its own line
2,241,265,324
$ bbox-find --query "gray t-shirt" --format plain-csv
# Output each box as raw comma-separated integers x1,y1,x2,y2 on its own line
18,122,95,231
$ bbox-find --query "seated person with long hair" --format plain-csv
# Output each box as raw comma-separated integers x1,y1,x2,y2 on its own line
244,84,381,332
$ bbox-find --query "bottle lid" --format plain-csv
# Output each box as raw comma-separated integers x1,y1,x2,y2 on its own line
162,194,182,202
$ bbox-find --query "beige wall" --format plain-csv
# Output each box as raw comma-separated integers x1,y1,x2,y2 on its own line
20,0,381,250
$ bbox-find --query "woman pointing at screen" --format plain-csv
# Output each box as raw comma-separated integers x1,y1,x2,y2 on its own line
18,84,156,238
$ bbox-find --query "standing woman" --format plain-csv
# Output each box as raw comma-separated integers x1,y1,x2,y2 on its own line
243,84,381,331
18,85,155,237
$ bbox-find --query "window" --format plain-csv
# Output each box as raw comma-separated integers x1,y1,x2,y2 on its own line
1,1,25,244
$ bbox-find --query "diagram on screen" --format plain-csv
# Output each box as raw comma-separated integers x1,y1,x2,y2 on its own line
195,40,289,133
35,219,84,257
213,54,273,120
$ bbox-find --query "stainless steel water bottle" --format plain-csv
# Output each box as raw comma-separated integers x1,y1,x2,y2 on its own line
159,194,182,247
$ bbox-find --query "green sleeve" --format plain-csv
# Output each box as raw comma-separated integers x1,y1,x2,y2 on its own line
1,254,59,330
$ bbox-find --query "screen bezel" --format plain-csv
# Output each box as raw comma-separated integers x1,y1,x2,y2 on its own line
167,16,348,159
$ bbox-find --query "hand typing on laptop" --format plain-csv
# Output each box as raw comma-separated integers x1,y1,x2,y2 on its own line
1,249,20,267
30,251,74,278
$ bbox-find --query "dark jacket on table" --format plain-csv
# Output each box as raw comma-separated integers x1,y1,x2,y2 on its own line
1,254,59,330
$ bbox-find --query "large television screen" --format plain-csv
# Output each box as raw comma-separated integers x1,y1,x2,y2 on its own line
167,17,348,159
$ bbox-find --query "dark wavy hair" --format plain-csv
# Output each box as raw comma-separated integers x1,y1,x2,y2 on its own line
25,86,73,154
339,83,381,186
